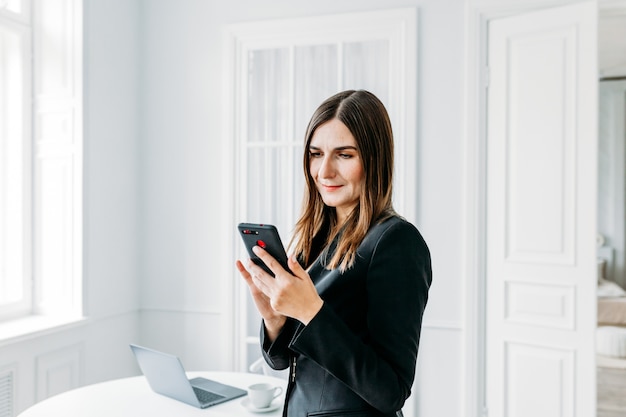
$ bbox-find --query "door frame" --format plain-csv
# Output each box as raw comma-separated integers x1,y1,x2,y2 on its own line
462,2,594,416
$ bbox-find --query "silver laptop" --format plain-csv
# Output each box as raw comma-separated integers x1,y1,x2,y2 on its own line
129,344,247,408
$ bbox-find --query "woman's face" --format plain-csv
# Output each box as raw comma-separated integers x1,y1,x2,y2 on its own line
309,119,365,223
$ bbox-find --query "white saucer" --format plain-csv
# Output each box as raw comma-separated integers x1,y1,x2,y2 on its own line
240,397,282,413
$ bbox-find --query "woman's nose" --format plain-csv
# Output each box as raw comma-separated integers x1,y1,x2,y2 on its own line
317,156,335,179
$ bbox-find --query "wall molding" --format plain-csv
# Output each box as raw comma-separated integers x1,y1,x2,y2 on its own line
422,319,463,331
138,308,222,316
35,343,83,402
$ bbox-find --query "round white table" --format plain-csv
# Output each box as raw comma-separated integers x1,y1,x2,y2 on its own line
18,371,287,417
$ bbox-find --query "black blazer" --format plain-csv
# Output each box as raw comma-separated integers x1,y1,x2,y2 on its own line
261,216,432,417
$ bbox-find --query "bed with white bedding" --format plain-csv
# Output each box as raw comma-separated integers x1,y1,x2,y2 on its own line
596,279,626,417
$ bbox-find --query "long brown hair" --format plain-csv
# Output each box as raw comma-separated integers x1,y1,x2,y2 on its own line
289,90,396,271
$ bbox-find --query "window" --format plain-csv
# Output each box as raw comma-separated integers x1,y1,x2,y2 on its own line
0,0,82,322
225,8,417,372
0,0,32,319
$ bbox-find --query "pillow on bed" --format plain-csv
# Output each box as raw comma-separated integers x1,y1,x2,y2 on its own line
598,278,626,298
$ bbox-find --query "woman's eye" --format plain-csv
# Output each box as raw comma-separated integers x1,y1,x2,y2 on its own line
339,153,353,159
309,151,322,158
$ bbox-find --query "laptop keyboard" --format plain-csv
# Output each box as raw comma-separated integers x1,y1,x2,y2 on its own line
193,387,225,404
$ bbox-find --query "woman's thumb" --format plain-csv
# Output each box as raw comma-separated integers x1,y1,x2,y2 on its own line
288,254,304,276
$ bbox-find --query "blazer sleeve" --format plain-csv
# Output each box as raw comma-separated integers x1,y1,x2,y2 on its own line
287,220,432,414
260,317,300,370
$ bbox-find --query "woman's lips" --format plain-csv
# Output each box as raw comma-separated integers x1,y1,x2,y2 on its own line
321,184,342,191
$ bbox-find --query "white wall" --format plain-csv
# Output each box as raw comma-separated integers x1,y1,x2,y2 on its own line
138,1,465,416
84,0,140,322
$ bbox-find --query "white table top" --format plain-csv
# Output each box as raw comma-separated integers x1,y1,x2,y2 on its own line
18,371,287,417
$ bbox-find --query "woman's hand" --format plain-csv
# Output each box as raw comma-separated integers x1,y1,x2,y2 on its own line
236,259,286,341
238,246,324,326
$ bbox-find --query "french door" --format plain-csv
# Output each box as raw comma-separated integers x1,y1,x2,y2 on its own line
224,8,418,378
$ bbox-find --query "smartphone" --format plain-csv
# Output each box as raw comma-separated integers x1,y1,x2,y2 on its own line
237,223,291,276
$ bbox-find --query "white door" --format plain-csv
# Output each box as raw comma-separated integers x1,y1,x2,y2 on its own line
486,3,597,417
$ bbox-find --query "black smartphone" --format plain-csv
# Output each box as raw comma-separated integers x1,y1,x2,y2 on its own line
237,223,291,276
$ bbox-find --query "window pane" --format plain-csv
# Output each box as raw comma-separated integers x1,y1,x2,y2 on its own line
245,147,272,222
246,47,296,239
245,146,293,237
343,40,390,104
247,48,290,143
0,25,26,307
294,44,338,139
37,159,74,310
32,0,82,316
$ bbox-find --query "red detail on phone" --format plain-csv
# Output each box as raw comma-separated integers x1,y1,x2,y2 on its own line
257,240,266,248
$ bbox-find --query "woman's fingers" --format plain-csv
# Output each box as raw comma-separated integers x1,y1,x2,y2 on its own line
240,247,323,325
287,254,307,278
235,260,251,280
251,246,287,278
252,246,309,281
236,260,285,322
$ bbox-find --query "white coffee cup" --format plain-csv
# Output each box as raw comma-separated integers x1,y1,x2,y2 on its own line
247,382,283,409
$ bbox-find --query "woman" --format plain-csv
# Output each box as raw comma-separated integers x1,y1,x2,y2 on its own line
236,90,432,417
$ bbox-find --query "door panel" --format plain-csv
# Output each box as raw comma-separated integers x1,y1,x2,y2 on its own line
486,3,597,416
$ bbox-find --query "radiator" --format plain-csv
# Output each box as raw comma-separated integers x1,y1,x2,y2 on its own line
0,367,14,417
